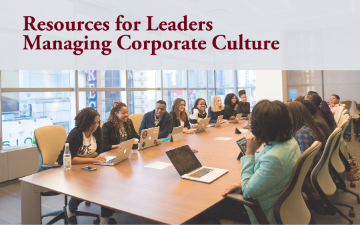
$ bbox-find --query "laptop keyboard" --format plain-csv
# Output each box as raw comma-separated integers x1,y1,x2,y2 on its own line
189,168,213,178
105,158,115,165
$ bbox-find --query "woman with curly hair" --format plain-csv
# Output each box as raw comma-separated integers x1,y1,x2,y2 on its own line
170,98,194,134
190,98,207,125
224,93,239,120
102,101,140,152
56,107,116,224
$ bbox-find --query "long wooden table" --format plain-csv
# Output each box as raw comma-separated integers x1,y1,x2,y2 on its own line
20,121,250,224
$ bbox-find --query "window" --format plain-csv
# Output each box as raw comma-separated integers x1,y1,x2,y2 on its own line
0,69,258,150
2,92,71,148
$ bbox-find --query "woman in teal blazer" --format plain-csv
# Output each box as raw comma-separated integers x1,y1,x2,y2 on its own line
222,100,301,224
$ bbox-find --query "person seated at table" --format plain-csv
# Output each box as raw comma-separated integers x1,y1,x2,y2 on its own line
56,107,116,225
299,100,331,139
329,94,340,115
139,100,173,139
295,95,305,101
195,100,300,224
305,93,337,131
170,98,194,134
208,95,227,124
190,98,207,125
236,89,250,114
287,101,326,154
224,93,239,120
102,101,140,152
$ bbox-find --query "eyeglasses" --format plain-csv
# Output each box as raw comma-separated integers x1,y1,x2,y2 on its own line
180,104,186,107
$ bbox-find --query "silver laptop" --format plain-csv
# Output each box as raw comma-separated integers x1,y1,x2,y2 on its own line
94,138,134,166
166,145,228,183
191,118,210,133
171,126,183,142
228,113,243,124
139,127,160,150
243,114,251,130
208,115,223,128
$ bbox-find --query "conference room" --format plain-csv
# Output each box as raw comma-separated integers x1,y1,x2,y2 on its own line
1,70,360,224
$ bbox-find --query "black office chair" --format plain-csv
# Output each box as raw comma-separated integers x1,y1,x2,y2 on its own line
35,125,100,224
227,141,322,224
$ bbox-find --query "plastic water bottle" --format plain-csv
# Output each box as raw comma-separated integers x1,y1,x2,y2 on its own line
63,143,71,171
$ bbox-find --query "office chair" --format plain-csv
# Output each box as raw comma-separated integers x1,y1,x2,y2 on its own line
334,106,344,125
310,128,355,224
330,116,360,199
129,113,144,134
227,141,322,224
35,125,100,224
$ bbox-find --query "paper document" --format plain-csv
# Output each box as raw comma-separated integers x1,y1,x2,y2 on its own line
145,161,173,170
214,137,233,141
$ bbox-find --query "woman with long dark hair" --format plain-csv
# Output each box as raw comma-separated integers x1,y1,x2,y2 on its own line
287,101,326,153
170,98,194,134
224,93,239,120
102,101,139,152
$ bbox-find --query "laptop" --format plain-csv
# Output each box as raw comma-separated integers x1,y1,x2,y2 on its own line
191,118,210,133
171,126,183,142
228,113,243,124
208,115,223,128
243,114,251,130
93,138,134,166
139,127,160,150
166,145,228,183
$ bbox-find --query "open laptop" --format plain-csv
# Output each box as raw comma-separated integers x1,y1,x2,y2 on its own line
228,113,243,124
243,114,251,130
171,126,183,142
208,115,223,128
166,145,228,183
94,138,134,166
139,127,160,150
191,118,210,133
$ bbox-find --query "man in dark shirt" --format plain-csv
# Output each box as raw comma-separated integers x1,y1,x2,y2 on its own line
139,100,173,139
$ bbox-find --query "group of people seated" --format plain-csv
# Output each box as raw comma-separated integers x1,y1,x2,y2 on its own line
54,89,342,224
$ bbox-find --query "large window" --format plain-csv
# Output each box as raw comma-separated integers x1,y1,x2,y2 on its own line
1,70,257,149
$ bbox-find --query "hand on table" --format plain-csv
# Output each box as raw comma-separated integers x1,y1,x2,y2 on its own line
221,182,242,197
221,120,228,124
93,155,107,164
184,129,194,134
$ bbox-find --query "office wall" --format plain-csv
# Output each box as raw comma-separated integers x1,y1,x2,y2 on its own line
255,70,287,102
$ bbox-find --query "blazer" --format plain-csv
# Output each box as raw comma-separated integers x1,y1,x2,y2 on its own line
236,102,251,114
57,126,103,165
207,107,224,123
240,137,301,224
170,111,190,129
139,110,173,139
224,104,237,119
102,120,140,152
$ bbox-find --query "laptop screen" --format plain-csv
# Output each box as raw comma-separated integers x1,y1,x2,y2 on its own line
166,145,202,176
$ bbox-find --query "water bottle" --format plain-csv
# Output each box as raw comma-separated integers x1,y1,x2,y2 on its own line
63,143,71,171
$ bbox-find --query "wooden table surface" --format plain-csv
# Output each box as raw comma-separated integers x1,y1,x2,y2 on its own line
20,121,251,224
